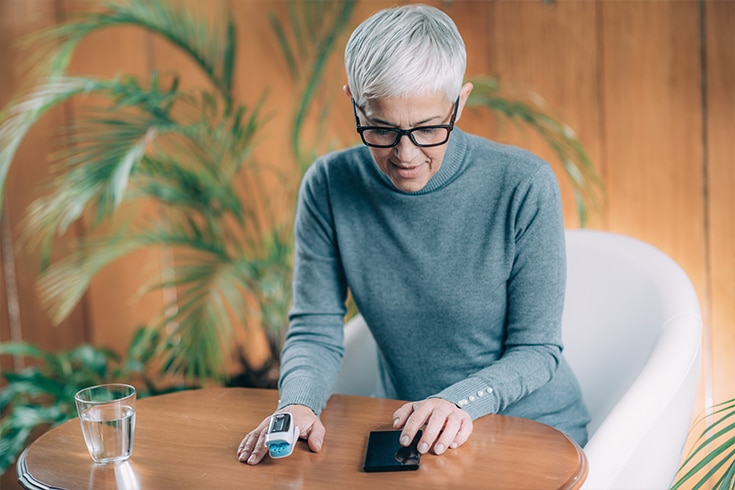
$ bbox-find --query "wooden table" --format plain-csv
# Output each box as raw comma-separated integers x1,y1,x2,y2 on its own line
17,388,587,489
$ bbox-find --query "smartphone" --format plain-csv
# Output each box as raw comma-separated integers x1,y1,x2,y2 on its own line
363,430,422,472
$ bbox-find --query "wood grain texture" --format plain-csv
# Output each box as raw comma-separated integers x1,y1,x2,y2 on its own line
705,0,735,407
483,0,603,228
0,1,88,350
18,388,587,490
600,0,706,280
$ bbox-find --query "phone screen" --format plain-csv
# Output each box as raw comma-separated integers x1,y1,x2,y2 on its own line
363,430,422,473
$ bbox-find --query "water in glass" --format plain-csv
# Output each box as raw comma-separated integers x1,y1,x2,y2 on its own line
79,403,136,463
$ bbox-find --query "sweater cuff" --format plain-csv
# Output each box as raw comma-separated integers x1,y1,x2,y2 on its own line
278,377,328,415
432,378,498,420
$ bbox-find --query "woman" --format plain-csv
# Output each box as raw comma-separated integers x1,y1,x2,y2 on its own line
238,4,589,465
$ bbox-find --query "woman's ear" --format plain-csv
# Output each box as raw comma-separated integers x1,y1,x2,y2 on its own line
455,82,474,122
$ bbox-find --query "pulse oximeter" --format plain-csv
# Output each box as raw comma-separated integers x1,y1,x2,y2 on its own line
265,412,298,459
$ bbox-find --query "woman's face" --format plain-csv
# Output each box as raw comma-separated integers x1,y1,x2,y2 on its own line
356,93,458,193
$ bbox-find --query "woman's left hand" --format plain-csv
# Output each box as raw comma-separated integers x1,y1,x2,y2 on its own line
392,398,473,455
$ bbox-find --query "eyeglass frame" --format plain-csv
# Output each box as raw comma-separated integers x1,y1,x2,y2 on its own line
351,96,460,148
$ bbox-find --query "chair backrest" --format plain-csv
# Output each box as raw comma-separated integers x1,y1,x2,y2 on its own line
335,313,379,397
563,230,701,489
335,230,702,489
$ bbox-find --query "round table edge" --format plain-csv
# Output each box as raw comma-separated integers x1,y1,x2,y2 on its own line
17,446,60,490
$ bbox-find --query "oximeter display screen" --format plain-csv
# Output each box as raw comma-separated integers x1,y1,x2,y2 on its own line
271,413,290,433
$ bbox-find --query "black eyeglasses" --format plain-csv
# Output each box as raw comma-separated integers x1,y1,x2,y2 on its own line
352,97,459,148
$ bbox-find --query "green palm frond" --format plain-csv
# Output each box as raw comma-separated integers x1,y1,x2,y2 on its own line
135,225,293,381
142,249,260,382
467,76,604,227
27,0,236,109
37,235,149,324
19,110,161,269
16,70,265,268
133,155,243,224
270,0,358,170
34,209,288,382
35,229,225,378
0,77,119,214
150,263,241,383
673,398,735,489
57,113,154,219
4,73,180,235
249,229,293,348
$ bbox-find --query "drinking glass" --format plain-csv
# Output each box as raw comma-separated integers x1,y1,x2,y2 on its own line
75,383,137,464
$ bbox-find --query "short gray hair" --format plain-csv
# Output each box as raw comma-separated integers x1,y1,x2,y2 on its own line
345,4,466,106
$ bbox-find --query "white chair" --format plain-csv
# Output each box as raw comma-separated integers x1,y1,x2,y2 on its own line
334,229,702,489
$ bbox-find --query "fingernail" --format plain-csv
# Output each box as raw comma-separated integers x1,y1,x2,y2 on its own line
393,418,400,428
247,454,256,464
435,443,445,454
400,435,410,446
314,440,322,450
418,442,429,454
450,442,458,449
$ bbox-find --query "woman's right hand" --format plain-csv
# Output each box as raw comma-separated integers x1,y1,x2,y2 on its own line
237,404,325,464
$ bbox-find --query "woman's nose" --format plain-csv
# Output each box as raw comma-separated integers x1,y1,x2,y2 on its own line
393,133,420,160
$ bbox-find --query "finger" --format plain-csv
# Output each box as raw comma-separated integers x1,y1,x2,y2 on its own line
392,402,415,429
244,428,270,465
237,431,258,460
237,417,270,461
450,417,474,449
417,409,449,454
432,416,461,455
305,419,326,452
400,403,431,447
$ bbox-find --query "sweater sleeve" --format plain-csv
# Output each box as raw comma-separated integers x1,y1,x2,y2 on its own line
277,161,348,414
432,164,566,420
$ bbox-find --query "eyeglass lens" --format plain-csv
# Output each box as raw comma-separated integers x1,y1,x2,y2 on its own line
361,127,450,148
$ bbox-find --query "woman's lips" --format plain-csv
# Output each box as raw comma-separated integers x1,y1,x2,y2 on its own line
392,161,423,178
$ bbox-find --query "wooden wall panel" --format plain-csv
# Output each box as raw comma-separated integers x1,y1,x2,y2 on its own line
483,0,603,228
0,0,17,367
0,0,88,352
231,0,302,217
0,217,10,363
706,0,735,408
600,0,706,287
440,0,495,157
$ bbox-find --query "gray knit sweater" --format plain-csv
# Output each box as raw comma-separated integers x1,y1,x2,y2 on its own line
278,128,590,445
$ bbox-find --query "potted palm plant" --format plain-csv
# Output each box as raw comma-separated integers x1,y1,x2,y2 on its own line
0,0,358,475
1,0,294,386
0,0,601,477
